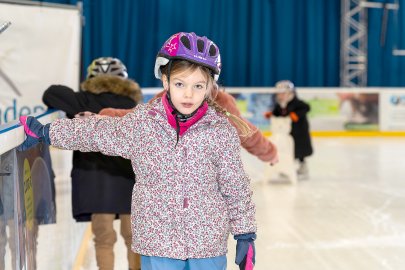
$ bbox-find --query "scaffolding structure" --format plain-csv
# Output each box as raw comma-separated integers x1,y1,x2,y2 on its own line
340,0,368,87
340,0,399,87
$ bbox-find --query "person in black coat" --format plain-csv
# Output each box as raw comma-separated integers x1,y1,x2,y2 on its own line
267,80,313,178
42,57,142,270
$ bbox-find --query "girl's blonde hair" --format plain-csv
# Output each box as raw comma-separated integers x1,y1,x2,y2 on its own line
206,96,252,138
158,60,252,137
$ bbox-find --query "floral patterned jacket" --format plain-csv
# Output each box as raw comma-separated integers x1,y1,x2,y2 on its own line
49,98,256,259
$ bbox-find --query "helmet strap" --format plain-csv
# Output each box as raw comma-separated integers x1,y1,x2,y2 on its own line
166,60,173,85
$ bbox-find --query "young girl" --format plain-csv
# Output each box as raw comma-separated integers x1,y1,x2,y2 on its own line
19,32,256,270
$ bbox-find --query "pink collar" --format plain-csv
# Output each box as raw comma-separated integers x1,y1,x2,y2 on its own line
162,92,208,136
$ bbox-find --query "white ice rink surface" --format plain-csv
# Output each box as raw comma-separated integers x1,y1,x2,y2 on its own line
41,137,405,270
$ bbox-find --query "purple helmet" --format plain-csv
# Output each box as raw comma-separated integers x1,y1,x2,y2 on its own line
154,32,222,81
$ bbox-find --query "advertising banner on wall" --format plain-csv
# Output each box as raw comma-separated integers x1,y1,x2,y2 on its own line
226,88,381,132
0,2,81,126
0,142,55,269
16,143,56,226
299,91,379,131
0,149,17,269
15,143,56,269
379,91,405,131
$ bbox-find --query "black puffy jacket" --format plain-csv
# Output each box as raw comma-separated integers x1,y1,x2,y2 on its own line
43,76,142,221
273,96,313,160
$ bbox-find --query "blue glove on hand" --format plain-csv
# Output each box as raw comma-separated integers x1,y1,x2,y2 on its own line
235,233,256,270
18,116,51,151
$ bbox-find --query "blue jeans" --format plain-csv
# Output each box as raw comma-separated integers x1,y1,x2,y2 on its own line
141,255,227,270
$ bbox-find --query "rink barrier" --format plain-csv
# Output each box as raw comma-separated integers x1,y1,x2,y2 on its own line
0,109,64,269
2,87,405,138
0,109,62,154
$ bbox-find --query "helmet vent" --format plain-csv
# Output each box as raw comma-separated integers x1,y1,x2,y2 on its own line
180,36,191,50
209,44,217,57
197,39,205,53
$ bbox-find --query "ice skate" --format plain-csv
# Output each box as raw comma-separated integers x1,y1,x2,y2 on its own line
297,162,309,180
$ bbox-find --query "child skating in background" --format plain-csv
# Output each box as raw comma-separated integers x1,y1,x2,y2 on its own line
264,80,313,177
99,88,279,166
19,32,257,270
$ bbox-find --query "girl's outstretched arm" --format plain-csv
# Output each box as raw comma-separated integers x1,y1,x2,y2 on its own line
49,112,138,160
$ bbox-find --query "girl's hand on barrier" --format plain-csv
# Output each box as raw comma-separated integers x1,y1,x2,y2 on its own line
18,116,50,151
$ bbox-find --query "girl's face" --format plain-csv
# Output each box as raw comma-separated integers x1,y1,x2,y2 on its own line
163,68,209,114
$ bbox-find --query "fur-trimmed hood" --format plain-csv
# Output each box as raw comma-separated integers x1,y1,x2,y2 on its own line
81,75,143,103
